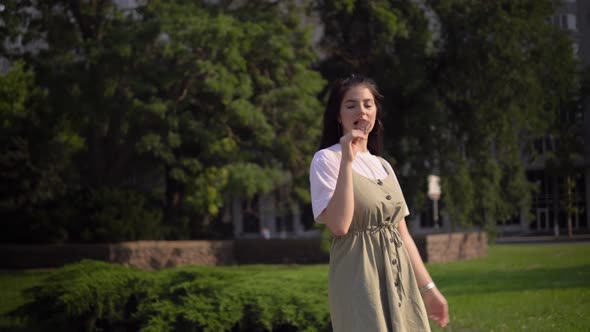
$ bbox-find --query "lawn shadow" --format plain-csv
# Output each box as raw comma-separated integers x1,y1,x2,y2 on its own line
438,264,590,296
0,318,40,332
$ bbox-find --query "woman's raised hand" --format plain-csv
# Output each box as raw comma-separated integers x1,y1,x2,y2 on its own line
339,126,368,162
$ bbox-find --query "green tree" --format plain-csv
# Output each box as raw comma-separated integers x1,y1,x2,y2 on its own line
0,0,324,241
141,1,324,237
316,0,577,232
1,0,167,242
0,61,82,242
429,0,576,232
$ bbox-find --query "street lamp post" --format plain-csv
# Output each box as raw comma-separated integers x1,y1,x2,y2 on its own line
427,175,441,229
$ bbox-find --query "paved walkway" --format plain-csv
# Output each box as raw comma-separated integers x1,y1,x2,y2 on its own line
495,233,590,244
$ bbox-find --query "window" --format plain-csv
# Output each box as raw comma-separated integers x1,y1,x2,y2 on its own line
550,14,578,31
242,196,260,233
573,42,580,57
567,14,577,30
533,135,555,156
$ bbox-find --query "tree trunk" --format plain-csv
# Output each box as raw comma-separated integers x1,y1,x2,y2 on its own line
164,167,185,232
567,214,573,239
565,176,574,239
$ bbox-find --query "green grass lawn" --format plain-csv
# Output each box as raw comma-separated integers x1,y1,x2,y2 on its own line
1,243,589,331
429,243,590,332
0,270,48,331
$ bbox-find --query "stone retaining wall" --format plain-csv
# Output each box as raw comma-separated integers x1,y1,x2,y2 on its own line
414,231,488,263
0,232,486,270
0,240,234,270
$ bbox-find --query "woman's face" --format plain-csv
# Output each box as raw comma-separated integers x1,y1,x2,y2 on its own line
338,85,377,135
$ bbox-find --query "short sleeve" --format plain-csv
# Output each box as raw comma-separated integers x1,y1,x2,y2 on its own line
381,158,411,217
309,149,341,222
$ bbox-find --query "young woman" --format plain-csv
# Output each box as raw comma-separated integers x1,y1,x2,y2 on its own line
309,75,449,331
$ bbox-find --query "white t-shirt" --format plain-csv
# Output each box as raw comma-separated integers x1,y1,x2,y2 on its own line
309,143,410,222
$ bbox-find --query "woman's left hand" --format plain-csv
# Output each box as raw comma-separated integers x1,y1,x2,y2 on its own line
423,287,449,328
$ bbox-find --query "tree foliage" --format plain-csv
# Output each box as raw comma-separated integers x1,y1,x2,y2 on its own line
0,0,582,242
0,61,82,242
316,0,578,231
429,0,577,230
0,0,324,242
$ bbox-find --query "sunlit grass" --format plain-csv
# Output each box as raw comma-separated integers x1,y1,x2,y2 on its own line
429,244,590,332
1,243,588,331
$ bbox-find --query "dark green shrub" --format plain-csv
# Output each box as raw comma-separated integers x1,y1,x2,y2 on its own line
14,260,148,331
13,261,331,331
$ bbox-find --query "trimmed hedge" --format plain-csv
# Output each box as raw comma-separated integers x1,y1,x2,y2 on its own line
12,261,331,331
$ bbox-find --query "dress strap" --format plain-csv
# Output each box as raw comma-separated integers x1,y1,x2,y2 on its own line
376,156,393,178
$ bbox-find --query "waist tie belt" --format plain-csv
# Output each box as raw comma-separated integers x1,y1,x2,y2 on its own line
367,222,406,306
334,221,406,305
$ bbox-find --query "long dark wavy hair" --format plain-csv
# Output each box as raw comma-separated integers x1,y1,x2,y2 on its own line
319,75,385,155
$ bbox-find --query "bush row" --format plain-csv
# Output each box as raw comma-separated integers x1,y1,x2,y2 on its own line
12,261,331,332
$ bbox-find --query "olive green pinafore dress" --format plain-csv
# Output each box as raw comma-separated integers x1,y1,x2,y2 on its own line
328,157,431,332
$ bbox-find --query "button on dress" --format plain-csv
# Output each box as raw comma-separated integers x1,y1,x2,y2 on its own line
328,158,431,332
